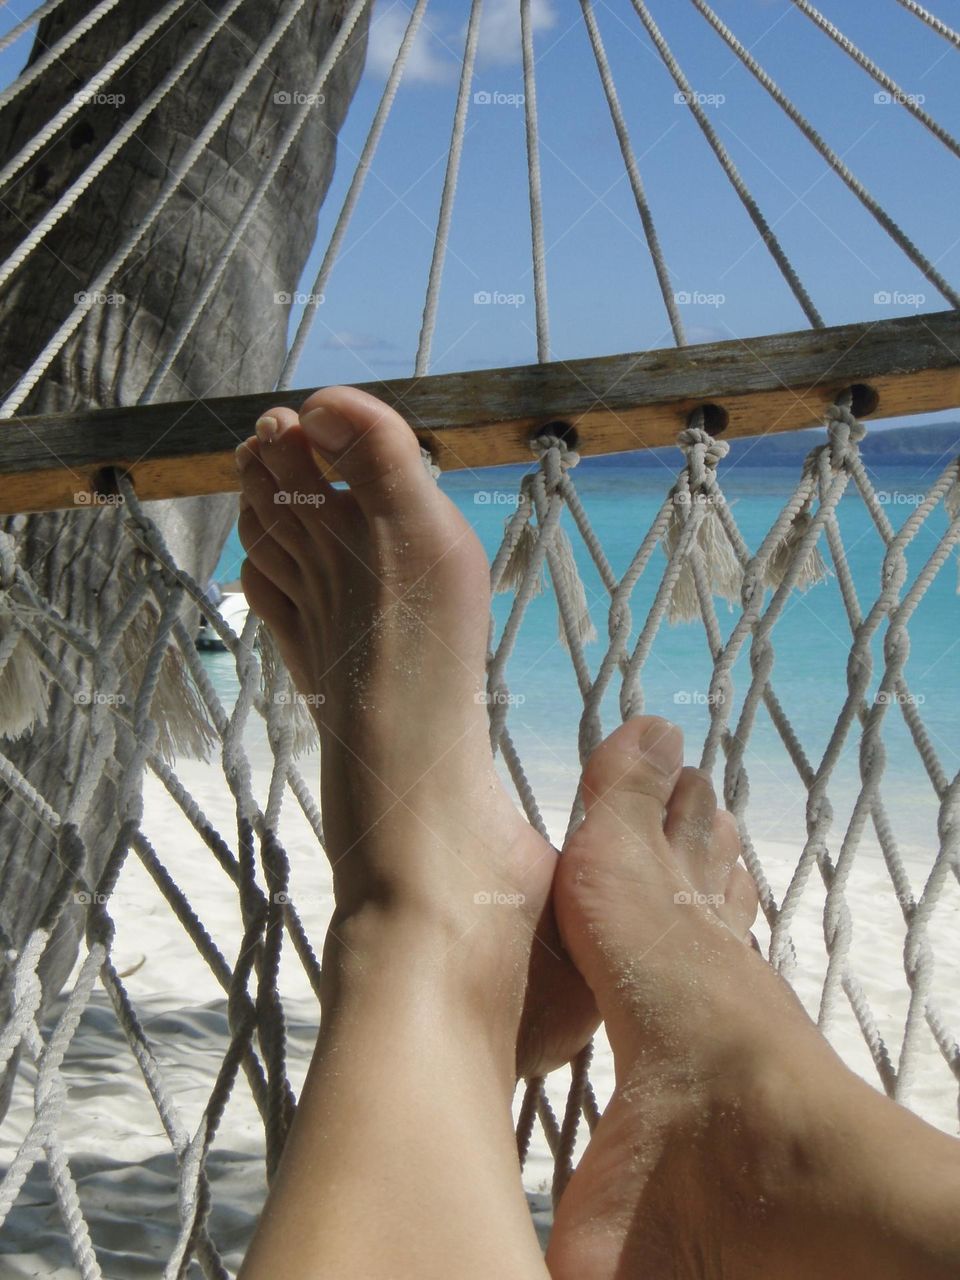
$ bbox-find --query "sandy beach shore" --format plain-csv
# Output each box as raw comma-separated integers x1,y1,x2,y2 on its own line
1,743,957,1277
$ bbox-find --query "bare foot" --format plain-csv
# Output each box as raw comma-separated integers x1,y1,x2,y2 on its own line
235,386,596,1078
548,718,960,1280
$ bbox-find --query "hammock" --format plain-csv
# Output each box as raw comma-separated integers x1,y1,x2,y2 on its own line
0,0,958,1274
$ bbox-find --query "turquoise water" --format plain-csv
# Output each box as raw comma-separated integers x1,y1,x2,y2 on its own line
214,460,960,853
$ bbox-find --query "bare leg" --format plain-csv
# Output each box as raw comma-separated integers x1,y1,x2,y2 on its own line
233,388,596,1278
548,717,960,1280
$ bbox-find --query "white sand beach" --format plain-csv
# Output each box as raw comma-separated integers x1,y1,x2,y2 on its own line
1,741,958,1278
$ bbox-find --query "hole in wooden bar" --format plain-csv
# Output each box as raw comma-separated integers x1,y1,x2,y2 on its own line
690,403,729,436
850,383,880,417
89,465,126,504
530,419,579,450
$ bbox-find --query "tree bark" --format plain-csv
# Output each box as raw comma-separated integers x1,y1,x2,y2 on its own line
0,0,367,1114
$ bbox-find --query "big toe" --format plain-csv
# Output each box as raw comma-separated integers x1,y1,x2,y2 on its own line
580,716,684,838
298,385,436,516
556,719,686,991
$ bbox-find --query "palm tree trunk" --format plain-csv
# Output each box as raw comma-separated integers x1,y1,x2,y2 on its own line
0,0,368,1114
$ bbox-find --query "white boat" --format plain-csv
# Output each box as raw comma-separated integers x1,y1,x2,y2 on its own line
196,590,249,651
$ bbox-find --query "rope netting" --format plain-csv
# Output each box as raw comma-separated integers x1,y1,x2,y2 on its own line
1,396,959,1272
1,0,959,1272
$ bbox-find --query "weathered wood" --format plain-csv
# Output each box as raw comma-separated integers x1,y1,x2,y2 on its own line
2,309,958,513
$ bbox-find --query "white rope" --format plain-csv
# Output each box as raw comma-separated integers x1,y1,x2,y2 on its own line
791,0,960,158
2,396,960,1268
0,0,69,55
0,0,195,192
629,0,824,328
0,0,311,416
521,0,551,362
138,0,373,404
579,0,685,346
689,0,960,309
0,0,124,112
281,0,433,388
413,0,484,377
894,0,960,48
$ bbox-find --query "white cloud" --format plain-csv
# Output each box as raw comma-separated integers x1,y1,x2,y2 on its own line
317,331,396,351
365,3,457,84
364,0,558,86
475,0,557,66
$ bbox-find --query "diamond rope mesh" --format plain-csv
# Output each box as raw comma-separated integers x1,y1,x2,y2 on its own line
0,396,958,1272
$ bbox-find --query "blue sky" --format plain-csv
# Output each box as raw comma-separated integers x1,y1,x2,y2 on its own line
2,0,959,430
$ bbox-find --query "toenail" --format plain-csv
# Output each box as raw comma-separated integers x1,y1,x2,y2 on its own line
635,720,683,777
255,415,279,444
300,407,355,453
235,442,254,470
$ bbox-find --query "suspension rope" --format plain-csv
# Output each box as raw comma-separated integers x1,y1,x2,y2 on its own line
894,0,960,48
0,0,70,56
0,0,124,113
791,0,960,158
689,0,960,308
579,0,686,346
413,0,484,377
138,0,373,404
0,0,311,416
0,0,194,192
628,0,825,328
521,0,551,362
280,0,432,387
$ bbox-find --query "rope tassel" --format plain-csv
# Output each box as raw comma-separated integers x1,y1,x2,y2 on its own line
495,478,545,597
0,617,48,741
0,530,48,740
664,426,741,623
259,625,319,758
764,502,829,591
550,525,598,648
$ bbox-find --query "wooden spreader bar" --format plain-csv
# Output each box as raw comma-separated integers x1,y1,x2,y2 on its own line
1,309,958,514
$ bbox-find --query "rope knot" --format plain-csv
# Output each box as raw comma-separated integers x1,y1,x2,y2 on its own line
825,402,866,468
531,433,580,470
676,426,729,489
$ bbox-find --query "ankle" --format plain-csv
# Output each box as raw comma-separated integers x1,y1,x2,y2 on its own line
320,901,525,1079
